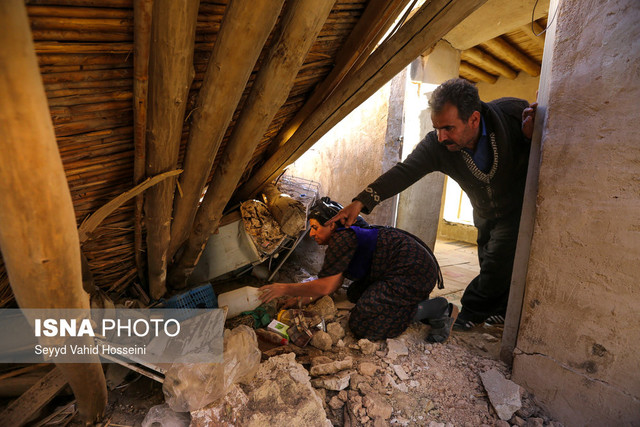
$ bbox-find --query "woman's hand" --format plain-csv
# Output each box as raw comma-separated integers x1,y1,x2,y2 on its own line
258,283,291,304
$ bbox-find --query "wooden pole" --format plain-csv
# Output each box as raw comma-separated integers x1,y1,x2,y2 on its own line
167,0,285,261
0,1,106,423
144,0,199,299
482,37,541,77
235,0,488,201
168,0,333,288
459,61,498,83
133,0,153,287
265,0,411,156
461,47,517,79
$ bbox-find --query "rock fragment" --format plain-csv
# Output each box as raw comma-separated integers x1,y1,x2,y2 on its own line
357,338,377,355
310,330,333,351
311,370,351,391
386,338,408,360
363,392,392,420
326,322,345,343
358,362,379,377
479,368,522,420
310,357,353,376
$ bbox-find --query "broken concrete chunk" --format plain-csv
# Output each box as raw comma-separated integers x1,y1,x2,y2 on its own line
310,330,333,351
386,338,409,360
358,362,379,377
308,296,337,320
363,392,393,420
311,371,351,391
190,385,248,427
479,368,522,421
328,395,345,409
310,357,353,376
392,364,410,381
357,338,377,355
310,356,334,367
326,322,345,343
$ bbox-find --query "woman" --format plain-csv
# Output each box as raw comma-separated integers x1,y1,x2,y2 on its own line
259,197,458,342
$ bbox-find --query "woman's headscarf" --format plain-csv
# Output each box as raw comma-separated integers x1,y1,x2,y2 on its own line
308,197,369,227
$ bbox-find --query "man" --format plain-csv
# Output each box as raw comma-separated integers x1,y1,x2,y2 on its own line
328,78,537,331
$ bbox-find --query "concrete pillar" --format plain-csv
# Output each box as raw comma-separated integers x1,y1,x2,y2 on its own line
395,41,460,249
510,0,640,424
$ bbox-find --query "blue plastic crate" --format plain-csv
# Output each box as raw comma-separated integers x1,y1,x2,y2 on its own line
165,283,218,309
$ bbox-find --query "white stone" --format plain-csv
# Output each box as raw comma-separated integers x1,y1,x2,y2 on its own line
386,338,408,360
392,365,410,381
480,368,522,420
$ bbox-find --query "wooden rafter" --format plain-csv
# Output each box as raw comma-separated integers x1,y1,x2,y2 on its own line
168,0,336,289
133,0,153,286
168,0,285,262
0,1,106,422
266,0,412,155
482,36,541,76
461,47,516,79
235,0,488,201
460,61,498,83
144,0,199,299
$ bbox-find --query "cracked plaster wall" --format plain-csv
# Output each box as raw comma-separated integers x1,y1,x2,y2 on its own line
512,0,640,425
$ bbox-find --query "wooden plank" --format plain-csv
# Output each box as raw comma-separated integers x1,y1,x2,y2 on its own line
0,368,67,426
168,0,334,288
235,0,488,201
167,0,285,265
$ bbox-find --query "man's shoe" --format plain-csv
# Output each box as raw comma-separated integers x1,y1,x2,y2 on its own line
484,314,505,326
452,316,481,332
426,303,459,343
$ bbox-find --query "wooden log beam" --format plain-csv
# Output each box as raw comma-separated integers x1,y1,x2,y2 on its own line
133,0,153,287
144,0,199,299
461,47,516,79
235,0,487,201
520,21,546,50
482,36,541,76
266,0,411,155
167,0,285,261
459,61,498,83
168,0,333,288
0,1,106,423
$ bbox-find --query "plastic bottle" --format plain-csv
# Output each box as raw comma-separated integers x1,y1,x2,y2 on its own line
217,286,262,318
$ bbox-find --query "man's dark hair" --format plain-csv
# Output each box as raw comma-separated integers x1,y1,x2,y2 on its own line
428,78,481,122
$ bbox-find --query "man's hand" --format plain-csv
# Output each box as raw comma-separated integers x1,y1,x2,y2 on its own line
522,102,538,139
325,200,364,227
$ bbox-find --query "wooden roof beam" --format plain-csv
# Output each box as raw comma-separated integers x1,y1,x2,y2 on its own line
520,21,546,50
144,0,199,299
482,36,541,76
168,0,336,289
461,47,516,79
0,1,106,422
235,0,488,201
266,0,412,156
133,0,152,287
459,61,498,83
168,0,285,262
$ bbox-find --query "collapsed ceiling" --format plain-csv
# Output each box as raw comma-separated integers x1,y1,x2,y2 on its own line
0,0,546,307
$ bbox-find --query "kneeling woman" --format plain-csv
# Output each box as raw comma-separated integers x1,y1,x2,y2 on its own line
259,197,457,342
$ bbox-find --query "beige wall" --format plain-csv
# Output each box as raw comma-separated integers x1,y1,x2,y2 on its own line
287,75,401,226
512,0,640,424
477,71,540,103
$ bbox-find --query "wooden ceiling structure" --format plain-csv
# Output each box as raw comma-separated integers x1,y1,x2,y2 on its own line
0,0,549,308
0,0,550,421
